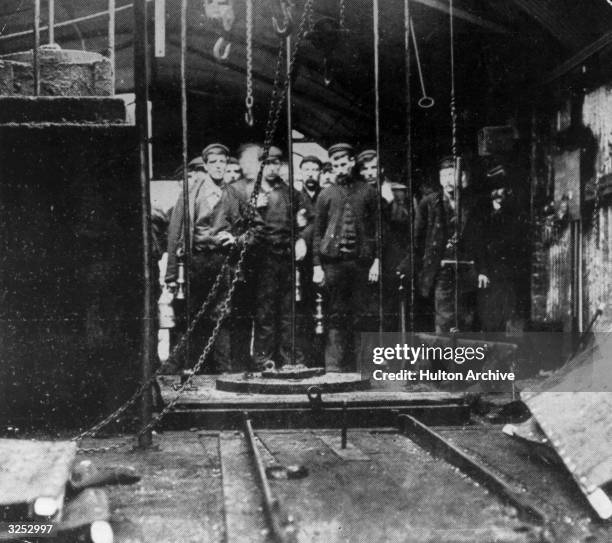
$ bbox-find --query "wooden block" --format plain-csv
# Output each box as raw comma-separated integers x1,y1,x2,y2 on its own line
316,433,370,461
0,438,76,507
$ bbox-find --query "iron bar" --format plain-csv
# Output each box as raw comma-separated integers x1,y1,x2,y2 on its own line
341,400,347,449
398,414,547,525
180,0,191,370
33,0,40,95
134,0,154,449
48,0,54,43
404,0,415,333
0,3,136,41
286,34,297,364
108,0,116,92
243,414,297,543
372,0,384,339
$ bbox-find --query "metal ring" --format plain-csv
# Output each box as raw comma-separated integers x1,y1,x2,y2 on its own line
418,96,435,109
263,360,276,372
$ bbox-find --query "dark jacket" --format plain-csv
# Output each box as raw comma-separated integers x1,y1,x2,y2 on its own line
313,176,379,266
415,190,488,297
257,177,305,254
299,186,320,249
165,176,254,282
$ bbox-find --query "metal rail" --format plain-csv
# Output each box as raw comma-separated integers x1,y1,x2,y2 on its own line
243,413,298,543
398,414,548,525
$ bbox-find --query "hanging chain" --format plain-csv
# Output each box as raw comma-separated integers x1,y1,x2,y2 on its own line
74,0,315,453
72,260,230,448
245,0,254,126
339,0,346,30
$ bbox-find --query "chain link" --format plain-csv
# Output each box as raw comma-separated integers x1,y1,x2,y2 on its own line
245,0,254,126
73,0,315,452
339,0,345,30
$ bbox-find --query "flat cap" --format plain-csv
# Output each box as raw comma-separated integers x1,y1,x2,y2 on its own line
188,156,205,170
321,161,333,173
438,156,455,170
300,155,322,168
356,149,377,165
327,142,355,158
201,143,230,159
263,145,283,162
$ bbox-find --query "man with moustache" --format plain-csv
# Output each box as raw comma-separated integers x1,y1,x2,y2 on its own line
313,143,380,371
252,146,307,368
296,155,323,365
415,156,489,333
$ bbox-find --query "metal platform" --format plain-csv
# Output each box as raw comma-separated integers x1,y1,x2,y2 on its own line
215,371,370,394
156,375,470,430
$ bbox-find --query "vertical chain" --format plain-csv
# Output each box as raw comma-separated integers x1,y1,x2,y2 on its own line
339,0,345,30
245,0,254,126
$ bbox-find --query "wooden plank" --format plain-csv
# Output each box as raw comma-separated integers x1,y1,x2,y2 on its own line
77,432,224,543
219,433,269,543
0,438,76,505
157,375,465,407
259,430,534,542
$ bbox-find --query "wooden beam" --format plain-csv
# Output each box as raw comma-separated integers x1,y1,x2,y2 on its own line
511,0,583,49
412,0,510,34
541,30,612,85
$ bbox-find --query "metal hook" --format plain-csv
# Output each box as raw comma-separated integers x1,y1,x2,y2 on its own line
213,36,231,61
272,2,294,37
244,108,254,127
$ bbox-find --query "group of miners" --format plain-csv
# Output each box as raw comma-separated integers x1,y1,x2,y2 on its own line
156,141,527,374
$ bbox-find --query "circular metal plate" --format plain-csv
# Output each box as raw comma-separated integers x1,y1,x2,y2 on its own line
261,364,326,380
215,372,370,394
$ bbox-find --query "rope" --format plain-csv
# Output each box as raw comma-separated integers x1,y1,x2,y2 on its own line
373,0,384,338
449,0,460,332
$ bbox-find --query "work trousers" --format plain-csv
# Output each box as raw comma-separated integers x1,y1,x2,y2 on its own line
254,251,304,367
188,251,235,372
478,275,518,332
323,259,372,372
433,265,475,334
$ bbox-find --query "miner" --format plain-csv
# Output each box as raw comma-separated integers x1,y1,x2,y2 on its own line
253,146,306,368
356,149,411,331
415,156,489,333
165,143,248,373
313,143,380,371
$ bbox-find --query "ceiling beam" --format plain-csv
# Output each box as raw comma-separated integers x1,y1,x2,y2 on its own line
510,0,583,50
412,0,510,34
541,30,612,85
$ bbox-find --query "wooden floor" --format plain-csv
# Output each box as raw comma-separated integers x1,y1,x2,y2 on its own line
76,424,612,543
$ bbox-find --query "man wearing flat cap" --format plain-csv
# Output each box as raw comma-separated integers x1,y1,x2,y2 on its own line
357,149,412,331
477,164,527,332
165,143,251,373
312,143,380,371
252,146,308,368
415,156,489,333
296,155,324,365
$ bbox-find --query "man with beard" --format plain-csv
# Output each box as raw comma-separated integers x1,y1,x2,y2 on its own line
296,155,323,365
478,167,527,332
253,146,306,368
165,143,243,372
356,149,411,331
320,161,336,188
313,143,380,371
415,157,489,333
